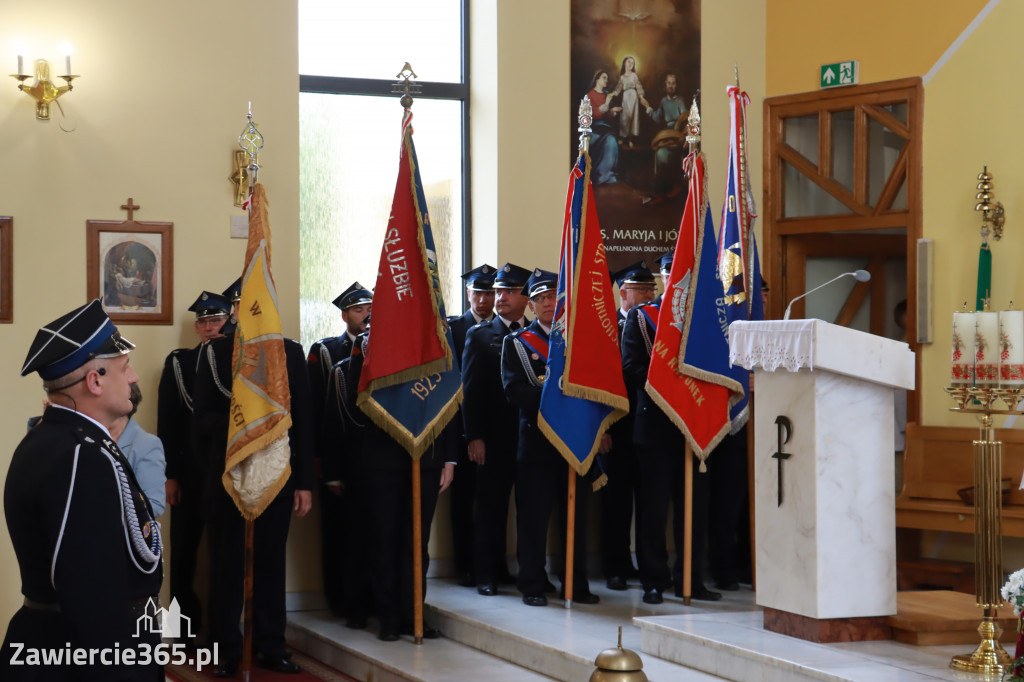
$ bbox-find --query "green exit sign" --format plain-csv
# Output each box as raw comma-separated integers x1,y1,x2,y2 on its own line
820,60,859,89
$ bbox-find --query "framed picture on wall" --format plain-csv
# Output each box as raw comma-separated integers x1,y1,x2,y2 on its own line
87,220,173,325
0,217,11,323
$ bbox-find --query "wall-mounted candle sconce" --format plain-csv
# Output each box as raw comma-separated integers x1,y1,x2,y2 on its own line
10,45,78,121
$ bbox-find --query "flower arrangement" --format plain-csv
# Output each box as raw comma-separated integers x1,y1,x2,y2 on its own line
1000,569,1024,680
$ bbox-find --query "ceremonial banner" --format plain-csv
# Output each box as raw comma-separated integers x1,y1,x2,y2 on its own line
224,182,292,519
356,111,461,458
717,84,764,429
538,151,629,476
645,150,743,464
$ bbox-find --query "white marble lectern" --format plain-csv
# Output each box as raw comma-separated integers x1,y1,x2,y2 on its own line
729,320,915,631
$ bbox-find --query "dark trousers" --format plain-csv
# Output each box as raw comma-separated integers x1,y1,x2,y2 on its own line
708,427,750,585
515,455,591,596
600,444,639,578
473,443,516,584
638,444,710,592
449,438,477,579
364,464,442,631
169,486,205,631
339,478,372,620
318,480,345,615
208,486,292,664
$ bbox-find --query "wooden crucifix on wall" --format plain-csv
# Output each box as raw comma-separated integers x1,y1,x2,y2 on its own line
87,198,174,325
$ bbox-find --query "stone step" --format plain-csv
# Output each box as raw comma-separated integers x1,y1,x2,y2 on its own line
634,609,981,682
286,611,555,682
423,579,729,681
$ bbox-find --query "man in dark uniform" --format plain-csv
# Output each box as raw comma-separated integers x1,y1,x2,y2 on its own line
461,262,531,597
2,299,163,681
192,330,314,677
603,261,657,590
158,290,231,634
305,281,372,616
446,264,495,587
622,253,721,604
502,269,602,607
323,334,456,640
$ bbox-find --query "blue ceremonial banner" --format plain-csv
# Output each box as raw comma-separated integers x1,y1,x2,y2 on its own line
538,151,629,476
357,111,461,458
717,84,764,428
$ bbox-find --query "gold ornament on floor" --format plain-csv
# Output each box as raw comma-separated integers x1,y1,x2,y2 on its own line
590,626,648,682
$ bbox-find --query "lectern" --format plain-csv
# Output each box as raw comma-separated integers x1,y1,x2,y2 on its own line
729,319,915,641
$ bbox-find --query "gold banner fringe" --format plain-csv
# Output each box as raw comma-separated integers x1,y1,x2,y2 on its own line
357,386,462,460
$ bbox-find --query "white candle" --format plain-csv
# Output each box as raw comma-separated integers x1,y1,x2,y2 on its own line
976,311,1000,386
17,55,23,75
64,55,71,76
952,312,976,385
1000,310,1024,386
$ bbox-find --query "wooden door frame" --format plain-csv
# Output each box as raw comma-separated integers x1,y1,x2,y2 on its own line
764,77,923,422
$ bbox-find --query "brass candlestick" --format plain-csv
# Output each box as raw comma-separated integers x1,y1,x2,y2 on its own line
944,386,1018,674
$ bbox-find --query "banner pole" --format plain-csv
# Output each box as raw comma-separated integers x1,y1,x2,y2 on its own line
412,458,424,644
241,518,254,680
683,442,693,606
565,467,576,609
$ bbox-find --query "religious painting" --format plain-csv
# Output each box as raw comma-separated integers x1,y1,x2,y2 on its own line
87,221,173,324
0,217,11,323
571,0,700,274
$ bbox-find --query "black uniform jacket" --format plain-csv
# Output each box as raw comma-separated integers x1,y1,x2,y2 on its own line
500,321,557,464
307,334,354,433
4,405,162,676
622,302,682,446
461,316,527,445
157,344,203,484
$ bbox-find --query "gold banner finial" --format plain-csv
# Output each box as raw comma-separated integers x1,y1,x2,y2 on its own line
392,63,421,109
685,91,701,150
578,95,593,153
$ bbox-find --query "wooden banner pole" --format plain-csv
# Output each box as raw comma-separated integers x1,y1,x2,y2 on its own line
565,468,576,608
241,518,254,681
683,442,693,606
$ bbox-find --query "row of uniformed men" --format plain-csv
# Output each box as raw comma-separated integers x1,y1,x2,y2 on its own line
310,256,751,629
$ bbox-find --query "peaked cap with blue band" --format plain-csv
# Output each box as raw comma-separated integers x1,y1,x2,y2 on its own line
22,299,135,380
461,264,496,292
494,262,532,290
188,291,232,319
611,260,656,288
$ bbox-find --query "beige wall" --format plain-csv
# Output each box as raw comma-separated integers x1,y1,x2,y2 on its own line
0,0,303,631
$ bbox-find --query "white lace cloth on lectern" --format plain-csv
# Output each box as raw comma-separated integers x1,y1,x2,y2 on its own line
729,319,817,372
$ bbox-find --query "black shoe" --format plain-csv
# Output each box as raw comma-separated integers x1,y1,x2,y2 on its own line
691,585,723,601
715,580,740,591
457,572,476,587
258,655,300,674
642,588,663,604
477,582,497,596
346,616,368,630
573,591,600,605
606,576,628,591
212,662,238,678
522,593,548,607
400,625,441,639
378,628,400,642
543,578,558,593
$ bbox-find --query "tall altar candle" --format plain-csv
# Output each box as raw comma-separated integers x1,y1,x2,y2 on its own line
952,312,976,385
1000,310,1024,386
976,311,1000,386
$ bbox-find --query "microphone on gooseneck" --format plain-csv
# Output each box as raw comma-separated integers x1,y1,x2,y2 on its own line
783,270,871,321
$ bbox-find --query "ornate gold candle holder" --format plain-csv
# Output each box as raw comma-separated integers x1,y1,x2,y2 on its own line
946,385,1017,674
